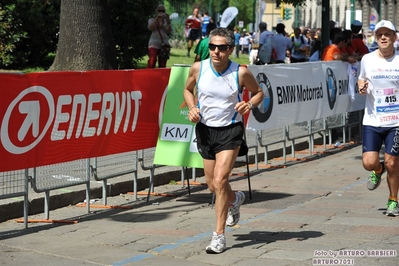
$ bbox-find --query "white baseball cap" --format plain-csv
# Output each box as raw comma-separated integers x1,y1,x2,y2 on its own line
374,20,396,33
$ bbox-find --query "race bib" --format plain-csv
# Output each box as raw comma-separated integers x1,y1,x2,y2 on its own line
375,87,399,124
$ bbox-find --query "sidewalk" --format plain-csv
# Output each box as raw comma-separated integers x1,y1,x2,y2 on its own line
0,143,398,266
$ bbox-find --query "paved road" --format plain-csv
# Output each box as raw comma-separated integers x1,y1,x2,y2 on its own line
0,143,398,266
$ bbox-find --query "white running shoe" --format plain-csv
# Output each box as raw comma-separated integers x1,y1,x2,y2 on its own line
205,232,226,254
226,191,245,227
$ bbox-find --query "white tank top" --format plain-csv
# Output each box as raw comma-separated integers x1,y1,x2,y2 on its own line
197,59,242,127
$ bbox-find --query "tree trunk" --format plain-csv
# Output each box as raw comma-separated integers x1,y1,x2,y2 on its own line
49,0,117,71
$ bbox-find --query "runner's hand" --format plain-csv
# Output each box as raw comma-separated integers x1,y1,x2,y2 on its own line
359,81,368,95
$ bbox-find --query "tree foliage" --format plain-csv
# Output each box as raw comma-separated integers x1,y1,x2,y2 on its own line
0,0,60,69
0,0,160,70
282,0,307,7
108,0,159,69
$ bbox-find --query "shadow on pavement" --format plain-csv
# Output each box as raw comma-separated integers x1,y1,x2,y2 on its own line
232,230,324,248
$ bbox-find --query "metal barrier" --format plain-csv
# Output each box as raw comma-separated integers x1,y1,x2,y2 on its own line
0,170,29,228
245,129,259,169
325,113,346,145
31,159,91,219
1,111,363,228
138,148,192,201
92,151,138,203
138,148,166,194
287,122,313,158
345,111,363,142
257,127,287,163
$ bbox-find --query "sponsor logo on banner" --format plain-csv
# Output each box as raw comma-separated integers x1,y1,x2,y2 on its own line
246,61,365,131
325,67,349,110
0,69,170,171
1,86,142,155
253,73,273,123
326,68,337,110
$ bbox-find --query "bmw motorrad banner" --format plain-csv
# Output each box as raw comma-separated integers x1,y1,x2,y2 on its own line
247,61,365,130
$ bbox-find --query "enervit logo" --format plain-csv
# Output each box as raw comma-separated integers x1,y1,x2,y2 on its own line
252,73,273,123
326,68,337,110
1,86,54,154
1,86,142,155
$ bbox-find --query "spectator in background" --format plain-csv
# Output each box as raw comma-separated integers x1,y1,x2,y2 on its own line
233,27,240,58
342,29,360,61
350,20,369,59
239,32,245,54
309,29,322,61
186,7,202,57
252,30,258,44
248,43,258,64
242,32,251,54
194,22,217,62
256,22,274,64
147,4,172,68
290,27,309,63
299,26,308,42
201,11,212,38
322,32,357,63
274,23,291,64
308,29,317,54
330,27,342,44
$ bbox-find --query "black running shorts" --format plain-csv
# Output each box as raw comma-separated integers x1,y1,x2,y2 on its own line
195,122,247,160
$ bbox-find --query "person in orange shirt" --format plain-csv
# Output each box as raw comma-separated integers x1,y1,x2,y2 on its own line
322,32,357,63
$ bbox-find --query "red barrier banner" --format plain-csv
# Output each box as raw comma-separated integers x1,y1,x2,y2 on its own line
0,69,170,171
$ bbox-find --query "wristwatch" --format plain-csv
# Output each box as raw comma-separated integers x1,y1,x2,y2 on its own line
248,102,254,110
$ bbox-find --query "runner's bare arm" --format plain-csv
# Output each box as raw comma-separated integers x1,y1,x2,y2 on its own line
235,66,264,114
183,62,201,123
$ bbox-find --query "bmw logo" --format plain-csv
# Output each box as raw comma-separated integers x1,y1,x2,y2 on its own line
253,73,273,123
326,68,337,110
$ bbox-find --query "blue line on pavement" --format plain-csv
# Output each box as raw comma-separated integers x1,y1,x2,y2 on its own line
336,179,367,192
112,178,366,265
113,254,154,266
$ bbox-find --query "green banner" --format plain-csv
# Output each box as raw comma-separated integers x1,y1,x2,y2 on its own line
154,66,204,168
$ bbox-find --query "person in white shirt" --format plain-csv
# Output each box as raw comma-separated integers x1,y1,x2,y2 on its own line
358,20,399,217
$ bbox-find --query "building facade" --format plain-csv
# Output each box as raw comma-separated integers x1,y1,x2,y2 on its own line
259,0,399,34
299,0,399,32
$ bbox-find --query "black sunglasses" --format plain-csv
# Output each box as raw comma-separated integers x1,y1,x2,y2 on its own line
209,43,231,51
158,10,165,13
